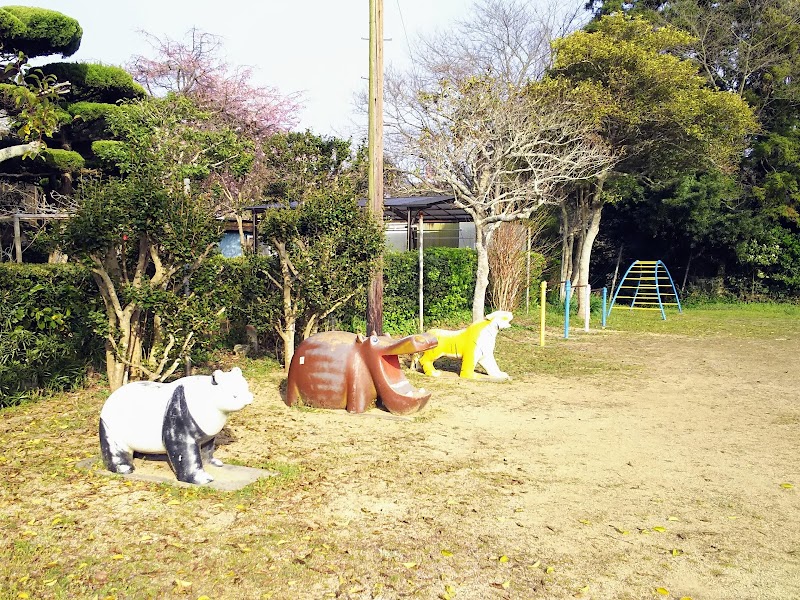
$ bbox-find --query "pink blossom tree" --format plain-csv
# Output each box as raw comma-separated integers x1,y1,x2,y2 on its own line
128,28,304,244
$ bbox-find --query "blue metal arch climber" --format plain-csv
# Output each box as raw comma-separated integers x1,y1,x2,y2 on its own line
606,260,683,321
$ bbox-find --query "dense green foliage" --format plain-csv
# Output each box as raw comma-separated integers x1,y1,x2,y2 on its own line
0,263,102,406
0,247,506,399
582,1,800,299
0,5,82,58
66,101,122,122
41,147,84,171
39,62,146,104
58,95,252,389
381,248,477,333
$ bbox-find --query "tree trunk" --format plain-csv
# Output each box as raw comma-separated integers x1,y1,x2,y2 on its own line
574,175,608,324
58,171,73,195
0,141,43,163
471,221,497,322
681,252,692,293
280,319,296,372
275,241,297,371
235,212,247,254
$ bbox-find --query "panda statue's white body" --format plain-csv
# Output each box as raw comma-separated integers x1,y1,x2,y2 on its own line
99,368,253,485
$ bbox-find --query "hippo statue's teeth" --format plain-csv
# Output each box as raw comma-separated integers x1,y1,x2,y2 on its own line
389,380,414,394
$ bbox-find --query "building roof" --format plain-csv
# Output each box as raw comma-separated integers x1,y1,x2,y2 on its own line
248,196,471,224
371,196,471,223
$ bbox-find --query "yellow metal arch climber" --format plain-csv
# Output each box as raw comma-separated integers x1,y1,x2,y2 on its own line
606,260,683,321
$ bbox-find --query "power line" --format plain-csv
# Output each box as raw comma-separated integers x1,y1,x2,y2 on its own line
395,0,414,63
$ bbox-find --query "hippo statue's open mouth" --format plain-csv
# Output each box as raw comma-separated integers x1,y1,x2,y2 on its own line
286,331,439,415
373,336,437,415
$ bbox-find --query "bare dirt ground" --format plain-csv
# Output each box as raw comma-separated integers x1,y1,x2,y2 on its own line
1,318,799,599
225,323,800,599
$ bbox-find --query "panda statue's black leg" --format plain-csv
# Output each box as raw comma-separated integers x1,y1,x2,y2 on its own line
99,418,135,474
162,385,213,484
200,438,223,467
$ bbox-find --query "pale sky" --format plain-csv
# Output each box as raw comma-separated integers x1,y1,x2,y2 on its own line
13,0,585,138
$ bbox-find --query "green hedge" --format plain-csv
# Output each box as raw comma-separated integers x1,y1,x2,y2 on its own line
0,6,83,58
0,248,479,402
0,263,103,406
39,62,146,104
357,247,477,334
41,148,85,171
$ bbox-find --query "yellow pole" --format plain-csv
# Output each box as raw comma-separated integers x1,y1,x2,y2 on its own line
539,280,547,347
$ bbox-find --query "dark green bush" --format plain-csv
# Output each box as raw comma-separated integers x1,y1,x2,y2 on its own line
0,6,83,58
91,140,127,167
0,263,103,406
0,248,480,403
67,101,122,122
39,62,146,104
41,148,85,171
341,247,478,335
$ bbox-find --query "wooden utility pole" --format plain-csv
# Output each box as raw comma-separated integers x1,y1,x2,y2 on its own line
366,0,385,335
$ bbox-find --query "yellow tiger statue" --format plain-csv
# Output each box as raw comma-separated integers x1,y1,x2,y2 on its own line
419,311,513,379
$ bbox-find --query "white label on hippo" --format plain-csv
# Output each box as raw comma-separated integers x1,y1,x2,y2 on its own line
299,356,305,365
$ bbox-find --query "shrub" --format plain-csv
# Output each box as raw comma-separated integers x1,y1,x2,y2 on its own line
38,62,146,103
67,101,122,122
41,148,85,171
366,247,478,334
0,263,103,406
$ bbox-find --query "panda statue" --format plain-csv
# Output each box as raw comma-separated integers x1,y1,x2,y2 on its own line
99,367,253,485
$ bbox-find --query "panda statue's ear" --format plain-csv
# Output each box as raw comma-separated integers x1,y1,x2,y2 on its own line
212,369,224,385
231,367,242,375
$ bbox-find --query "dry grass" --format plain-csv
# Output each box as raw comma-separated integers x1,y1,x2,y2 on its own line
1,305,799,599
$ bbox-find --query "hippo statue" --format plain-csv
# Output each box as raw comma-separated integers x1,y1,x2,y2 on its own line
285,331,438,415
99,368,253,484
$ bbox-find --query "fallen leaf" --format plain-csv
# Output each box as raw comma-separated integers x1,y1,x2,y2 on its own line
167,500,181,506
499,555,509,563
679,597,693,600
653,526,666,533
111,554,125,560
546,566,555,574
613,526,630,535
402,562,417,569
656,587,669,596
672,549,684,556
579,519,591,525
668,516,680,521
441,549,453,557
780,483,793,489
174,579,192,588
532,560,541,569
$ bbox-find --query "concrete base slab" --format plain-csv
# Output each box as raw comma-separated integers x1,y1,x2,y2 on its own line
77,457,279,491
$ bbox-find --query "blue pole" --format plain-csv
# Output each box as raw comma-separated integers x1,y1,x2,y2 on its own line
564,280,571,339
602,287,607,328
